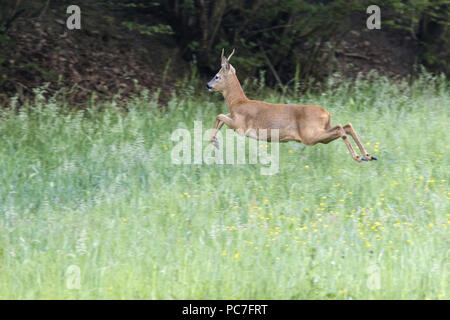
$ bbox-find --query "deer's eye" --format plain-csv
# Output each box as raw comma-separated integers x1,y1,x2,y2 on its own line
215,76,220,80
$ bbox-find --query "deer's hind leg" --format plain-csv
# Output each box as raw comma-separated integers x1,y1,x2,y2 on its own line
343,123,377,160
303,125,367,162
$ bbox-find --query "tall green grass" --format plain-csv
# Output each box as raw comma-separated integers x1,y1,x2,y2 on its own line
0,73,448,299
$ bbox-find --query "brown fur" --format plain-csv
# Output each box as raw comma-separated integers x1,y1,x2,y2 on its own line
208,49,377,162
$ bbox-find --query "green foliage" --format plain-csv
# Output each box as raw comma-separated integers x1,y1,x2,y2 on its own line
148,0,449,84
159,0,364,83
380,0,449,74
22,62,59,82
0,73,448,298
1,0,448,98
121,21,174,36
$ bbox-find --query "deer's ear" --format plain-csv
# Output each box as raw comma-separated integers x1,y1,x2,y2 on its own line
221,59,230,70
222,61,230,71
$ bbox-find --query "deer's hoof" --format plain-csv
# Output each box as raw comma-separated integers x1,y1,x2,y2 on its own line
371,156,378,161
361,157,368,162
211,138,219,149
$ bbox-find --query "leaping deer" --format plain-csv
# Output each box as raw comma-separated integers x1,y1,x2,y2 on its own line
206,49,377,163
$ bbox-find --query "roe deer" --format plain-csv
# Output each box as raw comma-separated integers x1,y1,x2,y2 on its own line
206,49,377,162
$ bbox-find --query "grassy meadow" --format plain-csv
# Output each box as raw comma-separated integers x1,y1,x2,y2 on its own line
0,73,448,299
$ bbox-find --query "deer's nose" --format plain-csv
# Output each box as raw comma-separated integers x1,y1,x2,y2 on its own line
206,84,212,90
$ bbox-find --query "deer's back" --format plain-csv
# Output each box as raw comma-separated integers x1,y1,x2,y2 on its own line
228,100,330,142
233,100,330,128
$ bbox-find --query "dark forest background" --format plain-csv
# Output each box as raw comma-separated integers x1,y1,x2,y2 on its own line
0,0,448,104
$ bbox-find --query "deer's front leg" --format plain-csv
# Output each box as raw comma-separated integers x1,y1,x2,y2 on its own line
210,113,234,149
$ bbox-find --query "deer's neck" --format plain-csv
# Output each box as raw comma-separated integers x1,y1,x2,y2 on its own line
222,75,248,110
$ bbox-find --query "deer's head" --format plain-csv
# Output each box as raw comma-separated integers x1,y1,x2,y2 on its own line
206,48,236,92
